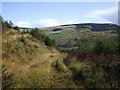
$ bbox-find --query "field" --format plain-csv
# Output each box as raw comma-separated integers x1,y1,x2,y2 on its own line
49,28,91,39
46,26,117,51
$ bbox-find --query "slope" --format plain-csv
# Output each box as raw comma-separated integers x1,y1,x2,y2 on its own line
2,29,72,88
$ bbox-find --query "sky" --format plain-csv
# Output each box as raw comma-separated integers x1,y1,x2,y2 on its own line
2,2,118,28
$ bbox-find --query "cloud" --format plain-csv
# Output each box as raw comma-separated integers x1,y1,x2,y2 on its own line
65,20,81,24
16,18,107,28
15,21,31,27
36,18,60,27
36,19,90,27
15,19,90,28
87,6,118,24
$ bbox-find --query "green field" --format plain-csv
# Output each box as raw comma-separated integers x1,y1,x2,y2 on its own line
49,28,91,40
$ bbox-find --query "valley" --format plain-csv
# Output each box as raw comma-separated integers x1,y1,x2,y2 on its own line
1,2,120,89
2,21,120,88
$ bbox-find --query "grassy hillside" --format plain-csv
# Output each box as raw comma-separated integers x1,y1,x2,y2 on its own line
2,29,72,88
49,28,91,40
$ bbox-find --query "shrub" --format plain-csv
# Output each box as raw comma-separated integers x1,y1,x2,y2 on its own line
92,37,105,55
44,36,56,47
18,37,27,45
30,28,56,47
30,28,46,42
92,37,118,55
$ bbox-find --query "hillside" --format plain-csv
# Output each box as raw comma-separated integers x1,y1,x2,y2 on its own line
2,29,73,88
39,23,118,51
39,23,118,32
60,23,118,31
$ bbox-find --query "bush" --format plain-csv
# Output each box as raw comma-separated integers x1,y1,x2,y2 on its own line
44,36,56,47
92,37,105,55
18,36,27,45
93,37,118,55
30,28,46,43
30,28,56,47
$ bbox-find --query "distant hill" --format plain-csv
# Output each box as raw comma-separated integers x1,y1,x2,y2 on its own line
60,23,118,31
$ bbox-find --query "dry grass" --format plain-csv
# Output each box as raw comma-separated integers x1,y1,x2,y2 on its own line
2,29,67,88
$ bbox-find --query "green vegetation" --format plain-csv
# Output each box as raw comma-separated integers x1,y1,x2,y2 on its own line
30,28,46,42
93,36,118,55
30,28,56,47
44,36,56,47
49,28,91,40
48,26,117,52
77,28,91,32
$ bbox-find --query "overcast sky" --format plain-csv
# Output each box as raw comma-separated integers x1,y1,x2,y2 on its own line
2,2,118,27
